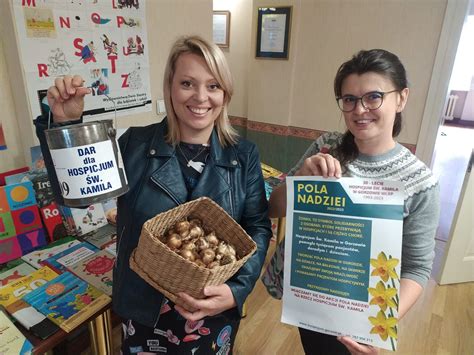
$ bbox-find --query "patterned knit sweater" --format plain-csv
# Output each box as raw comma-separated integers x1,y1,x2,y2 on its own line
262,132,440,299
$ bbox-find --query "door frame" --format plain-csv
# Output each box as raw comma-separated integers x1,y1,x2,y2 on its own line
416,0,470,166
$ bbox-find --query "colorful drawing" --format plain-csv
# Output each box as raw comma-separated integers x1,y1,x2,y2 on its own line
101,34,117,56
23,271,111,332
90,68,109,96
123,35,144,56
117,0,140,9
24,7,56,38
80,41,96,64
91,13,111,25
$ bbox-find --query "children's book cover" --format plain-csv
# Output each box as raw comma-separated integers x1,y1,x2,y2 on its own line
0,266,58,307
42,242,98,274
21,236,79,269
23,271,111,333
0,262,36,286
81,223,117,250
68,250,115,296
70,204,107,236
0,310,34,354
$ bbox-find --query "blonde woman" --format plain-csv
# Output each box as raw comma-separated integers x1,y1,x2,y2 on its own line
36,36,272,354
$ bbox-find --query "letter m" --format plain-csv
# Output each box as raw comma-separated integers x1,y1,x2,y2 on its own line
22,0,36,6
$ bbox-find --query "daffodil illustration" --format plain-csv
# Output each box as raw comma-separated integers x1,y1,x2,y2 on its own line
370,252,399,282
368,281,397,311
369,310,398,341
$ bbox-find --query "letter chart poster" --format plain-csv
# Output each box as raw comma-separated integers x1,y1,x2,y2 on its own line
12,0,152,121
283,176,404,351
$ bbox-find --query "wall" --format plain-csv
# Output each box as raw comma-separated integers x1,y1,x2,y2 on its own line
0,38,24,171
0,0,212,173
245,0,447,170
0,0,450,173
213,0,252,119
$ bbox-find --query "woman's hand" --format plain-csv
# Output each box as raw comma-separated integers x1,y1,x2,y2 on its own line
47,75,91,123
337,336,380,355
295,153,342,178
174,284,237,321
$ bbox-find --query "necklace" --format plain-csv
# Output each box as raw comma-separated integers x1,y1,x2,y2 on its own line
177,143,208,173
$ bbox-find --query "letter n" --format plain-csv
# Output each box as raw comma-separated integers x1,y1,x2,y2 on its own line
59,17,70,28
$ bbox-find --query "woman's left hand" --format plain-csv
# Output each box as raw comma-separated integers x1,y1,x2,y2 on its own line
174,284,237,321
337,336,380,355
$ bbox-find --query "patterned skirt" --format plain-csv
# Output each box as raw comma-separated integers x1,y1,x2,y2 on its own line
121,299,240,355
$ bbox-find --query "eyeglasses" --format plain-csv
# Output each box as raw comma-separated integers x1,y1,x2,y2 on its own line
336,90,399,112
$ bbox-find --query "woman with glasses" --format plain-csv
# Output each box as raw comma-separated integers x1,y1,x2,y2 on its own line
262,49,439,354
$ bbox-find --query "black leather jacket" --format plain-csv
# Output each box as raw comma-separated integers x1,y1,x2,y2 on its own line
36,116,272,327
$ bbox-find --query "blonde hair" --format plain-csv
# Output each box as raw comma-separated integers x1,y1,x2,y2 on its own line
163,35,238,147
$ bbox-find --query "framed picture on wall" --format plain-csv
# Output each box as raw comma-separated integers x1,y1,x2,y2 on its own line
213,11,231,48
256,6,292,59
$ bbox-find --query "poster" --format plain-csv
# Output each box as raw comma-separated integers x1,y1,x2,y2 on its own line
282,176,404,351
12,0,152,121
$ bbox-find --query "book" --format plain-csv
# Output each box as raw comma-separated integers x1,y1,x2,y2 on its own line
0,310,34,354
0,181,46,263
81,223,117,250
41,242,98,274
0,258,25,273
102,198,117,225
0,166,29,186
0,228,48,264
0,262,36,286
3,169,76,241
5,298,59,339
70,203,107,236
39,202,69,242
23,271,111,333
0,266,58,307
68,250,115,296
4,171,31,185
104,240,116,257
30,145,45,171
21,236,80,269
261,162,284,180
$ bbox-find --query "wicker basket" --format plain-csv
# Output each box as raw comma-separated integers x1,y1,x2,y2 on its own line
129,197,257,303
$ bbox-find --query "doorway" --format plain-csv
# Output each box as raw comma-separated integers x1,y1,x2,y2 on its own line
430,2,474,280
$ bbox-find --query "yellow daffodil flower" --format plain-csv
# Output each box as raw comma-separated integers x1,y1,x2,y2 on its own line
368,281,397,311
369,310,398,341
370,252,399,282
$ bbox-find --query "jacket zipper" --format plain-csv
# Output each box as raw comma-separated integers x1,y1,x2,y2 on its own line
227,170,234,218
153,297,167,328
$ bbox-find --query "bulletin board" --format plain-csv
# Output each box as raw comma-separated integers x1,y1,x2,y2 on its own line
12,0,152,120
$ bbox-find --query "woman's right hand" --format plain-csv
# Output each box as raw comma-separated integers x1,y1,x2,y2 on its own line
47,75,91,123
295,153,342,178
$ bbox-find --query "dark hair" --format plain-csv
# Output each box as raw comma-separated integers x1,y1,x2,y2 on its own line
332,49,408,166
